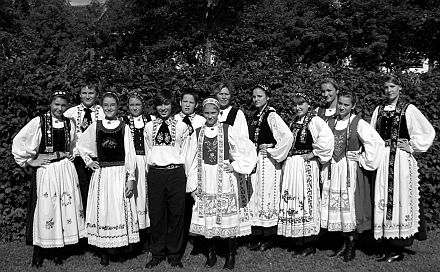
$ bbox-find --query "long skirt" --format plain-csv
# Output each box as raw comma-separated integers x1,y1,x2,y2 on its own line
321,158,357,232
374,148,420,239
86,165,140,248
248,153,282,227
190,163,251,238
278,156,321,238
33,158,85,248
134,155,150,229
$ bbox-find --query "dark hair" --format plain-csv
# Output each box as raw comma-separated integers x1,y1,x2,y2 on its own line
320,78,339,90
292,94,309,106
338,91,357,106
80,81,99,93
383,74,402,86
102,91,119,105
253,84,271,97
213,81,234,96
153,89,177,111
180,88,199,103
128,89,144,103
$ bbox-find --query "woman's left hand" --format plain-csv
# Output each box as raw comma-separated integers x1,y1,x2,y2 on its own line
397,139,412,154
346,151,360,162
223,162,234,173
125,180,134,198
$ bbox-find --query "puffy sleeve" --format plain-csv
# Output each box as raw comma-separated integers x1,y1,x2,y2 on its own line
234,109,250,139
356,119,385,170
405,104,435,153
370,106,380,129
266,112,294,162
124,124,136,181
77,122,98,166
308,116,334,163
229,126,258,174
12,117,42,167
186,132,199,193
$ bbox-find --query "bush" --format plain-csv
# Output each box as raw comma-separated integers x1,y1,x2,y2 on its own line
1,55,439,242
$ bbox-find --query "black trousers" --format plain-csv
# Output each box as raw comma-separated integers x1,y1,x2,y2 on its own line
73,157,93,211
147,166,186,259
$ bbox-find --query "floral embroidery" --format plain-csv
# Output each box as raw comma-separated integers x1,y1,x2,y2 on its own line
101,137,118,149
60,192,72,206
45,218,54,229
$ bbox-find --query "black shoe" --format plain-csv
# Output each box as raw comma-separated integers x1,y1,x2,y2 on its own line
376,253,390,262
328,240,348,257
31,248,44,268
259,239,274,251
168,258,183,268
386,253,404,263
223,253,235,270
249,240,263,251
343,240,356,262
300,246,316,256
205,240,217,267
145,257,164,269
100,254,109,266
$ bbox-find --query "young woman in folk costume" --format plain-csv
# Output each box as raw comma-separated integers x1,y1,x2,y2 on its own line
187,97,257,269
278,93,334,256
77,91,139,266
315,78,340,122
122,91,154,253
12,91,85,268
248,85,293,251
371,75,435,262
321,91,384,262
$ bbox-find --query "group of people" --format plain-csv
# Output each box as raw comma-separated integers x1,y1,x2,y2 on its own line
12,75,435,269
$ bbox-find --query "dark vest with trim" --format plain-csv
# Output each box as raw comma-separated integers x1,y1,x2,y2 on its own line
328,115,363,162
249,109,277,145
38,115,70,154
123,115,150,155
375,107,410,141
96,120,125,167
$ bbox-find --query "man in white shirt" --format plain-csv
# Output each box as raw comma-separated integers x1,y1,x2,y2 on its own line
64,83,104,211
144,89,194,269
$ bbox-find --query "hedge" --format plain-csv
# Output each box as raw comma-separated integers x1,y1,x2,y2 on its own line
1,57,439,242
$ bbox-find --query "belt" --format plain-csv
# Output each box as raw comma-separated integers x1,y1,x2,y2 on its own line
150,164,183,170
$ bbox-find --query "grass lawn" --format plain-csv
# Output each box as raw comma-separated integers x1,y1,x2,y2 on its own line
1,232,439,272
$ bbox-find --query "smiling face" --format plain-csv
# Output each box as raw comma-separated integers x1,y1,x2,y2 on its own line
294,101,309,117
383,81,401,104
102,96,118,119
50,97,68,120
252,87,269,110
80,86,98,108
156,102,172,120
216,87,231,109
203,104,220,126
337,96,355,119
128,97,143,117
180,94,197,115
320,82,338,106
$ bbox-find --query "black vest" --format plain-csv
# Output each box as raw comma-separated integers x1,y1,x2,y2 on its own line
96,120,126,167
249,109,276,145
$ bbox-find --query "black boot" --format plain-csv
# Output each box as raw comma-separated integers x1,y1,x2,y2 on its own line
248,236,263,251
343,239,356,262
223,238,236,270
100,253,110,266
329,238,348,257
205,238,217,267
31,246,44,268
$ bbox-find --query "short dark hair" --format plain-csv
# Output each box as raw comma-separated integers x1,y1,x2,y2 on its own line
383,74,402,86
338,91,357,106
102,91,119,105
81,80,99,93
180,88,199,103
153,89,177,111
